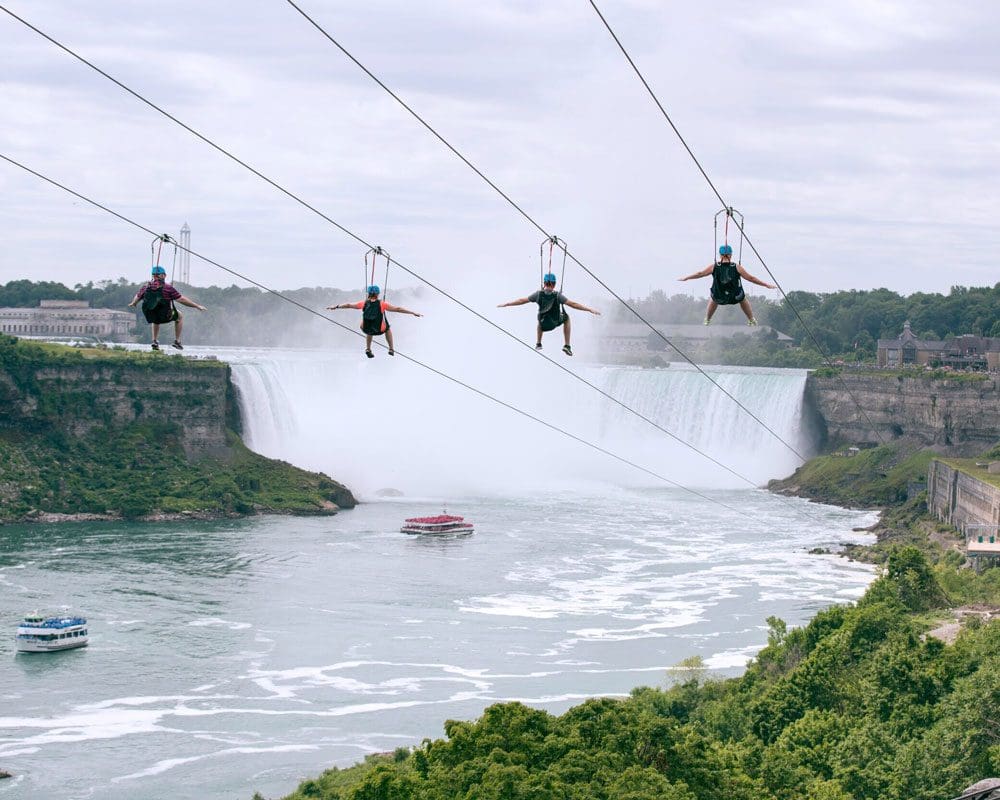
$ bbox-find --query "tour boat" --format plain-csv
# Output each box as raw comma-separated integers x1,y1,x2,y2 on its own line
15,613,89,653
401,513,474,536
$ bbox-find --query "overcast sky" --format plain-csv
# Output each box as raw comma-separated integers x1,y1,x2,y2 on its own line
2,0,998,303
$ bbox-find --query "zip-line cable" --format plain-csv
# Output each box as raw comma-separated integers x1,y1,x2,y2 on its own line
586,0,886,444
278,0,809,461
0,150,746,513
0,6,799,489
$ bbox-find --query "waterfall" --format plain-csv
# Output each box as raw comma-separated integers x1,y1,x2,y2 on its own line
227,347,811,499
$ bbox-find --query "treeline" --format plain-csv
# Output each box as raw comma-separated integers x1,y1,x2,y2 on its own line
276,545,1000,800
5,279,1000,357
621,284,1000,361
0,278,420,347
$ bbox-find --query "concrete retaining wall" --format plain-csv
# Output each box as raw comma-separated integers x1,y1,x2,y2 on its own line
927,459,1000,532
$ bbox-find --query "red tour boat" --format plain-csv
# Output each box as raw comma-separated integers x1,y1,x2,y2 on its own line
401,513,474,536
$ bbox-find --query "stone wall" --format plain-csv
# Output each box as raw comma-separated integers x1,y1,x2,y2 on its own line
806,373,1000,450
0,357,238,455
927,460,1000,531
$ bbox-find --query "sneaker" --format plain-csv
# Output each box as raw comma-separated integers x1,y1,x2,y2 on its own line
171,340,184,350
535,342,543,350
703,317,711,326
562,344,573,356
747,318,758,327
387,349,395,356
151,340,160,350
365,349,374,359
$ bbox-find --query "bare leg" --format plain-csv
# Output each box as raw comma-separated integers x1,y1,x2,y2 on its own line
705,300,719,322
365,334,373,351
739,299,756,322
152,322,160,342
536,323,543,347
385,329,395,354
173,312,184,343
563,315,572,345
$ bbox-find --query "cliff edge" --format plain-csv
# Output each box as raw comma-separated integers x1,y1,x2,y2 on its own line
0,336,356,522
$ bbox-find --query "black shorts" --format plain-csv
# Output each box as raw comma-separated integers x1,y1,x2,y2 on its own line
710,288,745,305
143,304,179,324
539,311,568,332
361,322,390,336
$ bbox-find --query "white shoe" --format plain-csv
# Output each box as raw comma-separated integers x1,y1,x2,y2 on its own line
747,318,758,326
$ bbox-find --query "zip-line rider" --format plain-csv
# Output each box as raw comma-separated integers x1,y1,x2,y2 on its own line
498,273,600,357
678,245,775,326
127,265,207,350
328,285,422,358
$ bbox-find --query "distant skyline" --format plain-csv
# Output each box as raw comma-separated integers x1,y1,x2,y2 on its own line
2,1,999,306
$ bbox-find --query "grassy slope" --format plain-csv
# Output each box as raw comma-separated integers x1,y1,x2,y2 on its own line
767,443,936,508
0,427,354,521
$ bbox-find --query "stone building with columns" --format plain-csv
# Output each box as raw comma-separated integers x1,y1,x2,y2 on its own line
0,300,134,341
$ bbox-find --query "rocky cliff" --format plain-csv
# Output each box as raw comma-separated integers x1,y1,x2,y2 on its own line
806,371,999,451
1,352,239,455
0,337,356,521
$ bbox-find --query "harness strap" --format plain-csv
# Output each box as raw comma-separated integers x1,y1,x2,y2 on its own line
538,235,569,295
363,246,392,317
713,207,745,264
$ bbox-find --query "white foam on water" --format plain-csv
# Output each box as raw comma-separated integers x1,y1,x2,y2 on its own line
112,744,320,782
500,692,630,705
74,695,238,711
569,612,707,642
246,661,500,700
0,708,167,754
704,646,764,669
188,617,253,630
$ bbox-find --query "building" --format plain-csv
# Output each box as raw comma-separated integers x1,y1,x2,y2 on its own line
877,321,1000,371
0,300,134,340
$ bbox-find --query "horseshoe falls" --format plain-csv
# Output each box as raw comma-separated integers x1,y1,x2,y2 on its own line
227,348,811,498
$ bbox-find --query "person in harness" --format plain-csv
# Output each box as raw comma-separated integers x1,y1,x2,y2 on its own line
127,265,207,349
678,245,775,325
497,273,601,356
327,285,422,358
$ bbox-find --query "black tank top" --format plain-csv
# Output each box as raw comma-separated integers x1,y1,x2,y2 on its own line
710,261,744,304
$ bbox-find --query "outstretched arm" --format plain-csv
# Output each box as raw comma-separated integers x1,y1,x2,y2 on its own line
678,264,715,281
737,265,776,289
564,299,600,315
177,295,207,311
326,302,352,310
127,295,140,308
384,303,422,317
497,297,532,307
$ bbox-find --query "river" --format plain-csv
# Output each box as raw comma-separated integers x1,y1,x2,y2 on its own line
0,350,876,799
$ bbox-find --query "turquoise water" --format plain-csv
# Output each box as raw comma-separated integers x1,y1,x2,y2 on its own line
0,491,875,799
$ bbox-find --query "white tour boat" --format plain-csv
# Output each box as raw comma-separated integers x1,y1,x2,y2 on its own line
15,613,89,653
401,513,474,536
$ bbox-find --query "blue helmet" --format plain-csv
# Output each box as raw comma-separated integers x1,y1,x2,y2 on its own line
543,273,557,284
718,244,733,256
367,285,380,295
151,265,166,276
